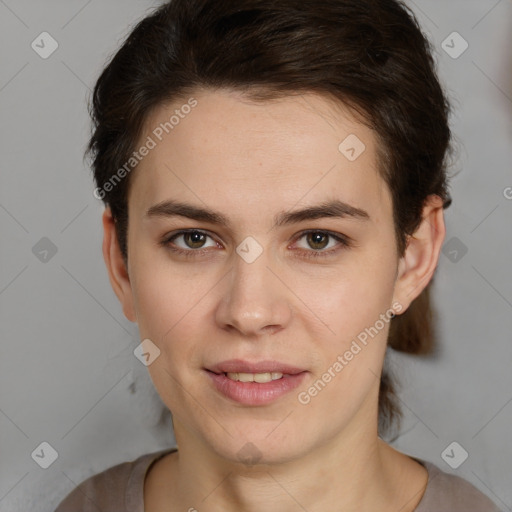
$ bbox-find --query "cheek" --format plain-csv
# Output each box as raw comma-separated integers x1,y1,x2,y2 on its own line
129,242,209,338
129,254,217,389
133,279,202,365
295,275,394,424
292,250,397,399
131,273,175,341
292,251,397,342
129,264,206,410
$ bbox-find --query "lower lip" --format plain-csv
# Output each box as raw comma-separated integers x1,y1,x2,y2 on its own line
205,370,307,405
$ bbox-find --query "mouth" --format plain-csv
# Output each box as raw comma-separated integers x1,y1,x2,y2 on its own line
219,371,285,383
204,359,307,405
206,359,306,375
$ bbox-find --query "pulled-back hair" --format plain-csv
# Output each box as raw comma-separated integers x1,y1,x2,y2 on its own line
87,0,454,436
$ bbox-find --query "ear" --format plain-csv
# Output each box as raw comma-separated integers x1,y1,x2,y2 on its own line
392,195,446,314
102,208,137,323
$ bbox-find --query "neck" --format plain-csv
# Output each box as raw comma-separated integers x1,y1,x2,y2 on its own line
156,398,424,512
177,438,386,512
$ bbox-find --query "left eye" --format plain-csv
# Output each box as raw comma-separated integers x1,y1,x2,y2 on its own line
295,231,341,251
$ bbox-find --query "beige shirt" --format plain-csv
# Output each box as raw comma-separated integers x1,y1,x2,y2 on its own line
54,448,502,511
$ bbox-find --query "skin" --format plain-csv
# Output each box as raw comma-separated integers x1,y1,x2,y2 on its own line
102,88,445,512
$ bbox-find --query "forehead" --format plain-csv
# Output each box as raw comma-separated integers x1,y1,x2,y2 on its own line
129,88,391,222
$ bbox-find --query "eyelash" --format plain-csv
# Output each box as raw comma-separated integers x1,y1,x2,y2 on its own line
160,229,352,260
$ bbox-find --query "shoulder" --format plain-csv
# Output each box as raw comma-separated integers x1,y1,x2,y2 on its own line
415,458,502,512
54,448,176,512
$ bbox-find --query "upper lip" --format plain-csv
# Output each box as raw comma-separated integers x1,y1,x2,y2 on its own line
207,359,306,375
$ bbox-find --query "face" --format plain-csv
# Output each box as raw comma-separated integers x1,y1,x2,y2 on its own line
114,88,409,464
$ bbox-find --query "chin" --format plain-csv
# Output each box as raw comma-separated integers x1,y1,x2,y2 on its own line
201,426,311,467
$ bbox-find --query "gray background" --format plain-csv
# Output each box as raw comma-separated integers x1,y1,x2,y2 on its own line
0,1,511,511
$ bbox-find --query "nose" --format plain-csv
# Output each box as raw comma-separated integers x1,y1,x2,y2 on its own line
214,244,292,337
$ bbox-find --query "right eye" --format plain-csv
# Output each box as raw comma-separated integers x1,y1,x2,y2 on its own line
161,229,219,257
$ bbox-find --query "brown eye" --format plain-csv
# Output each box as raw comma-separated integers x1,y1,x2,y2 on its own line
293,230,351,259
306,232,330,250
162,230,217,256
182,231,208,249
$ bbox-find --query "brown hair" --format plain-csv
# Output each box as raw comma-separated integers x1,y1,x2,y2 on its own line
87,0,454,436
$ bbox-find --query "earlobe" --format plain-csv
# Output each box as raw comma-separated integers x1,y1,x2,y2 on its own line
392,195,446,313
102,208,137,323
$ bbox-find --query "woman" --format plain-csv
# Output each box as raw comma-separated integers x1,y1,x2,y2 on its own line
55,0,502,510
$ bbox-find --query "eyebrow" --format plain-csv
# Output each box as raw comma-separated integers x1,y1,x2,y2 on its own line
145,199,370,228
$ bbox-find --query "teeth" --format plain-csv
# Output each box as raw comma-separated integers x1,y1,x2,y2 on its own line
226,372,284,383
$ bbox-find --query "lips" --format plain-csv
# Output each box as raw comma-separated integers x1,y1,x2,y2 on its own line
205,359,308,405
207,359,306,375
